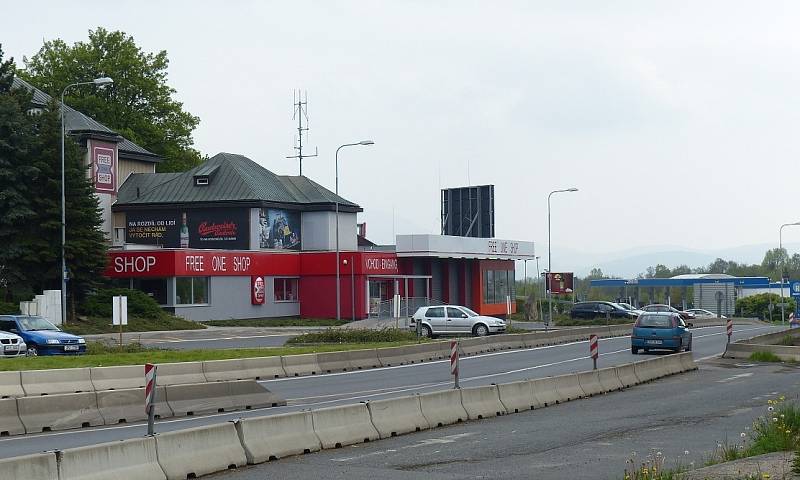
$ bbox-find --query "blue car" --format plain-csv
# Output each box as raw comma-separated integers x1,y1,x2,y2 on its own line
0,315,86,356
631,312,692,354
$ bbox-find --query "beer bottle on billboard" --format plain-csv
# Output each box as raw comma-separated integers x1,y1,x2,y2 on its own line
180,212,189,248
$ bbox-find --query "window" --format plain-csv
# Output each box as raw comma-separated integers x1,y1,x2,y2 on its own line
133,278,168,305
0,318,17,332
447,307,467,319
483,269,516,304
274,278,299,302
175,277,209,305
637,315,674,328
426,307,445,318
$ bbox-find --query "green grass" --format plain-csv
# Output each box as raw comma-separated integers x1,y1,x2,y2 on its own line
62,315,205,335
777,335,799,346
287,328,425,344
0,341,425,371
201,317,348,328
749,351,783,363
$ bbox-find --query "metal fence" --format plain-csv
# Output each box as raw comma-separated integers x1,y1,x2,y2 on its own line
369,296,446,319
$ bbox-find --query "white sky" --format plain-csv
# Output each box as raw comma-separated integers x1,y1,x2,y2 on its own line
6,1,800,264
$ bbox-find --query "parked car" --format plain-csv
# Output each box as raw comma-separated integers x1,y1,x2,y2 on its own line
685,308,726,318
570,301,639,320
0,330,26,358
631,312,692,354
0,315,86,356
641,304,696,321
616,302,645,316
409,305,506,337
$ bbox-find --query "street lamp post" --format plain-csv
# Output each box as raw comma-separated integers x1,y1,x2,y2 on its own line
335,140,374,321
60,77,113,325
778,222,800,325
535,255,542,324
547,188,578,326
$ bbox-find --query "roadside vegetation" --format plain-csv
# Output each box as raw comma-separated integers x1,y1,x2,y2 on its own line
286,328,425,345
202,318,348,328
749,351,784,363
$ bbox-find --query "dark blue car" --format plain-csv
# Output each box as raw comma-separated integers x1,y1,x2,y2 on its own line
631,312,692,354
0,315,86,356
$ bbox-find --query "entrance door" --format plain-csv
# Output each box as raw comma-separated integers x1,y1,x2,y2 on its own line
368,280,388,316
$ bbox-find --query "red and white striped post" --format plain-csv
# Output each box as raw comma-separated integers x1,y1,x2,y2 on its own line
589,334,599,370
145,363,158,435
450,340,459,389
726,319,733,344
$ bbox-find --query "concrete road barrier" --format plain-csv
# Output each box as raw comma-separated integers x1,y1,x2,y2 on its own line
0,452,58,479
346,349,381,370
740,328,797,345
634,357,668,382
497,380,536,414
520,332,548,348
553,373,585,402
615,363,640,388
725,342,800,361
576,371,604,397
166,380,285,416
203,357,286,381
281,353,320,376
460,385,505,420
459,337,494,356
491,334,527,350
376,345,418,366
0,397,24,436
316,351,351,373
312,403,379,449
155,362,207,386
58,436,165,480
0,371,24,398
235,411,322,463
21,367,93,396
664,354,686,375
367,395,429,438
155,422,247,480
89,365,146,391
596,367,625,392
17,392,103,432
678,352,697,371
530,376,561,406
418,389,469,427
96,386,171,425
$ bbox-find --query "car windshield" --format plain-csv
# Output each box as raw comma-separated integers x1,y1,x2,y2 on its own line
461,307,479,317
17,316,60,332
637,315,674,328
618,303,635,310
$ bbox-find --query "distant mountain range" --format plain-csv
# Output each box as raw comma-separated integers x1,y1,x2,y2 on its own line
550,242,800,278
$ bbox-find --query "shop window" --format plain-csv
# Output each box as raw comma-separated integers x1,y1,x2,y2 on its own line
274,278,299,302
132,278,169,306
483,270,515,305
176,277,209,305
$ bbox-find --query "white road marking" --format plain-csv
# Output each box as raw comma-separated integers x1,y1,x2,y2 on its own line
331,433,477,462
717,373,754,383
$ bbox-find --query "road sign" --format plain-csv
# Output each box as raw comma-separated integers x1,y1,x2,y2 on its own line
589,334,598,370
450,340,459,389
145,363,158,435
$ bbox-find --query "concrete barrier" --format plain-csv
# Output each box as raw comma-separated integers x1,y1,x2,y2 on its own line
520,332,548,348
615,363,640,388
346,349,381,370
725,342,800,361
553,373,585,402
311,403,380,449
96,386,171,424
664,354,686,375
0,371,24,398
367,395,430,438
0,452,58,479
281,353,320,376
0,397,24,436
154,362,207,386
530,376,561,406
740,328,798,345
576,371,604,397
459,337,494,356
21,367,93,396
58,436,165,480
678,352,697,371
418,389,468,427
376,345,417,366
315,351,351,373
634,357,670,382
166,380,285,416
17,392,103,432
497,380,536,414
89,365,146,391
460,385,505,420
203,356,286,381
491,334,527,350
235,411,322,463
155,422,247,480
596,367,624,392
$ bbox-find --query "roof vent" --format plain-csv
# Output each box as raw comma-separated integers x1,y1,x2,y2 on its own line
195,177,209,186
193,164,219,187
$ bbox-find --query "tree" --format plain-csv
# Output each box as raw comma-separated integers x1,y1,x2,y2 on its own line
586,268,606,280
21,28,203,172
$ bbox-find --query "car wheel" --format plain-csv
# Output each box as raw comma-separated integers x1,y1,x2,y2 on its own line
631,346,639,354
26,345,38,357
420,325,432,338
473,324,489,337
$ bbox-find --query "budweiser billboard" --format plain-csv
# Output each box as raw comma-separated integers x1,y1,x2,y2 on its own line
547,272,574,295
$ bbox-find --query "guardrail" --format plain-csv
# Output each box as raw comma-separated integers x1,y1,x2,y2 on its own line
0,353,696,479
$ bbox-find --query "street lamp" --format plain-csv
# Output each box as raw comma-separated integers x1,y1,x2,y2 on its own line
547,187,578,326
335,140,374,321
778,222,800,325
60,76,113,325
535,255,542,323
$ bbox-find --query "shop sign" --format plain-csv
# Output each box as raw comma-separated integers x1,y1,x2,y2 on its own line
547,272,574,294
362,254,399,274
258,208,301,250
91,140,116,193
251,276,265,305
106,250,301,278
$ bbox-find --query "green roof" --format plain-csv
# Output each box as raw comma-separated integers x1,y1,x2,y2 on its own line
114,152,361,212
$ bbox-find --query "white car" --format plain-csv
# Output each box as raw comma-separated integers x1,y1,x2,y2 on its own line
410,305,506,337
0,330,26,358
685,308,726,318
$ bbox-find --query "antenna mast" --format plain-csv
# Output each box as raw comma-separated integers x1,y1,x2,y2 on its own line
286,90,318,176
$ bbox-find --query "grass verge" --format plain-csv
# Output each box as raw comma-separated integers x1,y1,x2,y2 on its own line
201,318,348,328
62,315,205,335
0,341,426,371
287,328,425,344
749,351,784,363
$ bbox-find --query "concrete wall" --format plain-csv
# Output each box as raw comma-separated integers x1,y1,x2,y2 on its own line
174,276,299,321
301,211,356,251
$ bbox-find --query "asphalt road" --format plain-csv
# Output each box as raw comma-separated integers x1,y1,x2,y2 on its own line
0,323,782,460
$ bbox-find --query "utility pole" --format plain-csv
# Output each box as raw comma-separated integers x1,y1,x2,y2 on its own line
286,90,318,176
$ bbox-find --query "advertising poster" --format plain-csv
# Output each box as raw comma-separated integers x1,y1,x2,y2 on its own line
91,141,117,193
258,208,301,250
125,211,180,246
547,272,574,294
188,208,250,250
251,276,265,305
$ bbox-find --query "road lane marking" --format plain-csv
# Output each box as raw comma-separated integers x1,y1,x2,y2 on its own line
717,373,754,383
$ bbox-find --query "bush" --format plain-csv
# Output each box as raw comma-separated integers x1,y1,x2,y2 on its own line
81,288,166,320
0,301,19,315
749,351,783,363
736,293,796,320
286,328,423,344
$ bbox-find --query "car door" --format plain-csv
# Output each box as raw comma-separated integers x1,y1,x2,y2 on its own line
446,307,471,333
424,307,446,334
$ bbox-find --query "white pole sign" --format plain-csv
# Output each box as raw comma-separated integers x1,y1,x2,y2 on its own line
112,296,128,326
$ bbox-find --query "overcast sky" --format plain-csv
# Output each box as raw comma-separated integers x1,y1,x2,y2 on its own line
5,1,800,267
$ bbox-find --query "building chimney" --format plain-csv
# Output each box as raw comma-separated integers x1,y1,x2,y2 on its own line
357,222,367,238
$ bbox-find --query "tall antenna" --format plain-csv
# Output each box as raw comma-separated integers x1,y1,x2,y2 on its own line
286,90,318,175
